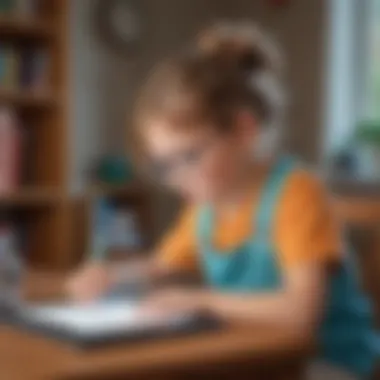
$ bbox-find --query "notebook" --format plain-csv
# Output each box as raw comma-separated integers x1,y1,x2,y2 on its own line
21,301,185,336
13,300,220,348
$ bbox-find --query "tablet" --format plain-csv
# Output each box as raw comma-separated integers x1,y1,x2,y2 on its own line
12,300,220,348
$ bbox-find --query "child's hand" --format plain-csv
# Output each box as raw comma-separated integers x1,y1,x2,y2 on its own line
65,262,111,302
141,287,210,315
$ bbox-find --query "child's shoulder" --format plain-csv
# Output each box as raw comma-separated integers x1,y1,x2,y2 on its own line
273,164,342,268
280,165,331,206
286,165,326,189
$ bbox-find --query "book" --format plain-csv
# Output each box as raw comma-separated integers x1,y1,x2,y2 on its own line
0,107,22,193
0,1,39,17
21,301,151,336
0,0,16,14
0,45,21,91
0,220,24,308
15,0,38,18
6,46,20,91
19,47,34,89
29,48,49,93
0,45,7,85
16,299,217,348
0,46,50,93
7,279,220,347
20,47,49,92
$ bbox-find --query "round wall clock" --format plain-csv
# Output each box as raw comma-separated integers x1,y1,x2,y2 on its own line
96,0,142,54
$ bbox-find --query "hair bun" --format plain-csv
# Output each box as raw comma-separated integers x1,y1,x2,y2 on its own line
197,22,281,76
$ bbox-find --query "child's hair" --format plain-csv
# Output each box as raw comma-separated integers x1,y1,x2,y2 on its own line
133,21,284,159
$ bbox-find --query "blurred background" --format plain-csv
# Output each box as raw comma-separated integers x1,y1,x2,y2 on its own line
0,0,379,298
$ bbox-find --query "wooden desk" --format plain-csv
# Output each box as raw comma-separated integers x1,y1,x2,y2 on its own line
0,274,311,380
333,190,380,330
331,180,380,224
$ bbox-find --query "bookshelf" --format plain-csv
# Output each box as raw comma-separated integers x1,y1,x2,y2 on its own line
0,0,70,270
0,187,58,206
0,89,57,108
0,16,54,39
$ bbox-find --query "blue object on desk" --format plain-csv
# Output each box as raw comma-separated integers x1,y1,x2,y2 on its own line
89,198,116,261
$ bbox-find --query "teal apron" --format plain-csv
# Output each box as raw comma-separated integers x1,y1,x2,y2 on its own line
196,157,379,378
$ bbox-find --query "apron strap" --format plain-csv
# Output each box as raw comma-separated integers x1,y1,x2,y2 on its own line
254,156,296,241
197,156,296,247
197,204,212,246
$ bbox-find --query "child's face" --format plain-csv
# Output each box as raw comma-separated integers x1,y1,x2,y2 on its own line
144,113,256,202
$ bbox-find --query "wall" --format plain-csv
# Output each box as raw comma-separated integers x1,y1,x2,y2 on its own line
225,0,328,162
69,0,136,193
69,0,232,237
69,0,329,238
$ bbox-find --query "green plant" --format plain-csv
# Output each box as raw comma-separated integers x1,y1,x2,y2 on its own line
355,120,380,146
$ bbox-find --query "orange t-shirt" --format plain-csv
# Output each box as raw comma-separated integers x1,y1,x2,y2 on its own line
157,169,342,272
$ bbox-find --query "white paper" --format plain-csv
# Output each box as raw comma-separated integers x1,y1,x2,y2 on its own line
21,301,187,337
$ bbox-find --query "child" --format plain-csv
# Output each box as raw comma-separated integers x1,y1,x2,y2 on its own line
67,22,378,379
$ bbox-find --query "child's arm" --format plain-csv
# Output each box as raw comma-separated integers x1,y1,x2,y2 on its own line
66,206,199,302
64,257,153,302
207,262,327,331
145,173,340,338
205,174,339,334
109,256,202,287
65,255,197,302
144,261,327,339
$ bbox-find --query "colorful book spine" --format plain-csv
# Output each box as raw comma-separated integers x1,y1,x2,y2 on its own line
0,107,22,193
0,45,6,86
15,0,38,18
0,46,20,91
0,0,39,17
7,46,20,90
0,0,16,14
30,48,49,93
20,47,33,89
19,48,49,92
0,221,24,308
0,46,50,92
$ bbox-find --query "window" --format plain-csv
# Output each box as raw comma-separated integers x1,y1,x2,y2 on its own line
366,0,380,120
324,0,380,165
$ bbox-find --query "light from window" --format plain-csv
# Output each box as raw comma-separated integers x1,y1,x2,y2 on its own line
367,0,380,120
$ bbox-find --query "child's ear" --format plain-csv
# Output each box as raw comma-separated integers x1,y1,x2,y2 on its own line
235,109,258,144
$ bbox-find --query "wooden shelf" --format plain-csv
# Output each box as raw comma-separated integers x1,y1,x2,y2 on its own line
0,188,59,207
0,1,73,269
0,16,54,39
0,89,57,109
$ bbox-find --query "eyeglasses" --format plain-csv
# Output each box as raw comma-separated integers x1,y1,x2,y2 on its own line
148,137,221,181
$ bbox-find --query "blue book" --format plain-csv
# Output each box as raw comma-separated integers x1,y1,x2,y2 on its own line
20,48,34,89
15,0,38,18
0,45,6,87
0,0,15,14
89,198,116,261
